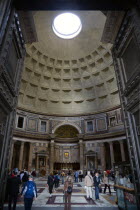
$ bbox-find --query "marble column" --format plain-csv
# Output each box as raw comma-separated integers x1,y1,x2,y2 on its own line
119,141,126,161
9,141,15,170
109,142,115,168
100,143,106,171
28,142,33,171
95,156,98,169
46,156,48,171
36,155,39,170
79,140,84,171
50,140,55,173
18,141,24,170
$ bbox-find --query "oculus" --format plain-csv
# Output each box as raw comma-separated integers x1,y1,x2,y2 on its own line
52,13,82,39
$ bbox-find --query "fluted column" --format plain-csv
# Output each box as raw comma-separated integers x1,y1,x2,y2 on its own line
79,140,84,171
109,142,115,168
46,156,48,171
28,142,33,171
9,141,15,170
18,141,24,170
100,143,106,171
36,155,39,170
119,141,126,161
50,140,55,173
95,155,98,169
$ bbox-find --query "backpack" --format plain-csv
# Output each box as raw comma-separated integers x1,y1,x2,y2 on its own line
25,182,35,198
67,186,72,194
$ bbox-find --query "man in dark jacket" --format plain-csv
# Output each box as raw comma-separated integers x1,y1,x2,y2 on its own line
47,173,54,197
7,171,21,210
21,175,37,210
94,172,101,200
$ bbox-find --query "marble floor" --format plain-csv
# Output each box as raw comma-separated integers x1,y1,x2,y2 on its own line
4,177,119,209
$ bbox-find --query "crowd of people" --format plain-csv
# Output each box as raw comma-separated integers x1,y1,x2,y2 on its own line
6,169,37,210
6,168,114,210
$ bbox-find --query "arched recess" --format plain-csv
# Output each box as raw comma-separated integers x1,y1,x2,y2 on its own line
54,124,80,138
52,122,81,134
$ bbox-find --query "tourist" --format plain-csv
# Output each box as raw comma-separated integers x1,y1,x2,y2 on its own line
7,171,21,210
22,171,29,186
20,170,24,181
54,173,59,188
94,172,101,200
103,171,111,195
84,171,93,200
31,170,36,177
79,170,83,182
74,170,79,182
47,172,54,197
61,171,65,184
21,175,37,210
64,175,73,210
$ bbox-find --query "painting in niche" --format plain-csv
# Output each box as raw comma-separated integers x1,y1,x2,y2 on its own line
64,152,69,159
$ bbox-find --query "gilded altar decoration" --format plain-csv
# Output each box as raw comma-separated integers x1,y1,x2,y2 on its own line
64,152,69,158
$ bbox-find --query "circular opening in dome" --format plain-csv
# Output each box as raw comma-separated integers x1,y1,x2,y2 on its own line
52,13,82,39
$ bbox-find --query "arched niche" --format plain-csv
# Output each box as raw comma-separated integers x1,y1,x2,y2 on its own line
54,124,79,138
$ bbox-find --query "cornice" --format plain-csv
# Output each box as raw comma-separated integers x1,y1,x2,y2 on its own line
13,129,125,141
17,105,121,118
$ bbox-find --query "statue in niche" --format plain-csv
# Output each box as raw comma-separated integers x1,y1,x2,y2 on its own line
88,159,94,169
39,158,45,167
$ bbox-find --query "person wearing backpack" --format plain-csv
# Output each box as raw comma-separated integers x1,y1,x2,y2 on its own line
64,176,73,210
21,175,37,210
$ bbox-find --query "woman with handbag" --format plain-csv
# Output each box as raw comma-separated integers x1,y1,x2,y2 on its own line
63,176,73,210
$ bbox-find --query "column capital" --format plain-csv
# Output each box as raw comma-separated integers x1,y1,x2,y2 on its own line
50,140,55,144
100,142,105,147
79,139,83,144
119,140,125,144
50,134,56,139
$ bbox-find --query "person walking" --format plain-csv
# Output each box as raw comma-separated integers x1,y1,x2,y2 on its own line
22,172,29,187
74,171,79,183
47,173,54,197
7,171,21,210
64,176,73,210
61,171,65,184
103,172,111,195
21,175,37,210
84,171,93,200
94,172,101,200
54,173,59,188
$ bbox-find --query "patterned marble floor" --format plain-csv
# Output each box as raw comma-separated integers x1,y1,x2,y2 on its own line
4,177,119,209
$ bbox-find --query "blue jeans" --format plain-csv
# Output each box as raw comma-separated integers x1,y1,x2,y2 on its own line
75,177,78,182
95,186,99,199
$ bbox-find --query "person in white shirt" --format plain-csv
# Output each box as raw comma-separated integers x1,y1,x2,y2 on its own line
84,171,93,200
